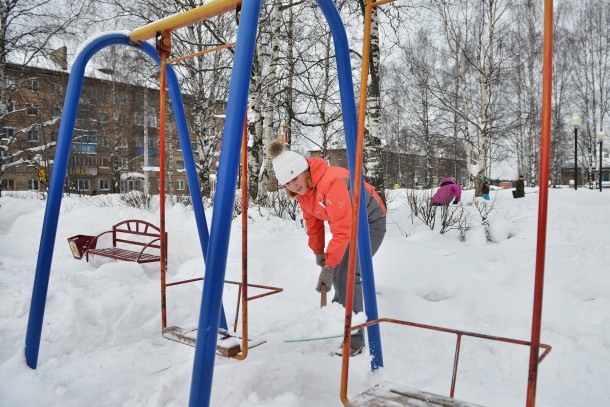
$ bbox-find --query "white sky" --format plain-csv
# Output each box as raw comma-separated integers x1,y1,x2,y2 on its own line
1,186,609,406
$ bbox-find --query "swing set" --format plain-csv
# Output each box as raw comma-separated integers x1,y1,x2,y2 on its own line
25,0,557,406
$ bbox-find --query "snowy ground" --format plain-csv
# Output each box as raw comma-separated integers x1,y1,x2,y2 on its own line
1,187,609,406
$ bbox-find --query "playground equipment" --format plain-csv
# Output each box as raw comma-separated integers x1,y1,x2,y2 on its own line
161,115,282,357
341,0,556,405
25,0,557,405
70,219,165,264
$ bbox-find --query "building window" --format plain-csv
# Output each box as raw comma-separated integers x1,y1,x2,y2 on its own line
99,112,108,123
75,133,98,144
1,179,15,190
100,157,109,167
176,160,185,170
52,83,63,95
27,104,40,116
26,79,39,92
28,179,39,190
148,113,159,128
99,179,110,191
51,106,62,117
1,127,15,140
74,155,97,167
73,132,97,154
77,179,90,191
3,100,14,113
27,129,40,142
191,142,199,152
73,144,97,154
117,138,128,148
177,179,185,190
50,131,59,141
134,112,144,126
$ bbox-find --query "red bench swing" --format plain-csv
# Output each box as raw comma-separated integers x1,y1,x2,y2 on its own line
68,219,165,264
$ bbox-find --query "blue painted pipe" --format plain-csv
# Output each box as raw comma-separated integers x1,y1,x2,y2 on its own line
188,0,262,405
314,0,384,370
25,32,225,369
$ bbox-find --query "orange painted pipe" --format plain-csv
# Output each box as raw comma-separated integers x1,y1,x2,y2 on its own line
340,0,373,404
527,0,554,406
167,42,236,64
231,113,250,360
159,47,169,330
351,317,552,399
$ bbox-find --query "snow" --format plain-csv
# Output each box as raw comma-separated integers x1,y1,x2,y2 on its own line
1,187,609,406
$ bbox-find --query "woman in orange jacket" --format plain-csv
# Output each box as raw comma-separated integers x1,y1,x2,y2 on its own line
267,140,386,356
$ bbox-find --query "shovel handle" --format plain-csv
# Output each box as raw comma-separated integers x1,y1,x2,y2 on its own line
320,284,327,308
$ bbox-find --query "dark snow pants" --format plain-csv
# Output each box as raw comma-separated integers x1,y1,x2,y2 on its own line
332,208,386,348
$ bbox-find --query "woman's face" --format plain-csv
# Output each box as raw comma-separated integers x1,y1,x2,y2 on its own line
285,171,309,195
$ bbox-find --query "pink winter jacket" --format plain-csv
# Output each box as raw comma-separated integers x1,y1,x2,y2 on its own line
431,182,462,205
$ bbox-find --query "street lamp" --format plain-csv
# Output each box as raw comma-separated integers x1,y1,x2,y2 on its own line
570,116,582,190
597,131,605,192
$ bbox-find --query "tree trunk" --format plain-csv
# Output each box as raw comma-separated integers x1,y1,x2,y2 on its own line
363,4,386,204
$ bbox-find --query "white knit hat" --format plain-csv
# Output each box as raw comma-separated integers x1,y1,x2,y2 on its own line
267,140,309,185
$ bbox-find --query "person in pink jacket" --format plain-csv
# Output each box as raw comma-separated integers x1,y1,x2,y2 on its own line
431,177,462,205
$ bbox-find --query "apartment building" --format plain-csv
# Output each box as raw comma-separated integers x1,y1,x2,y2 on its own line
1,63,204,195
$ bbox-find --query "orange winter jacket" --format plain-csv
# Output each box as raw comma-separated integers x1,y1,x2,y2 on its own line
296,158,386,269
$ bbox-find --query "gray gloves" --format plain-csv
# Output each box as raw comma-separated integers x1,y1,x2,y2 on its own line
315,253,331,292
315,253,326,267
316,265,334,292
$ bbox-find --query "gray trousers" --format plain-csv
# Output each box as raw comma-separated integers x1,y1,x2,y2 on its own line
332,215,386,347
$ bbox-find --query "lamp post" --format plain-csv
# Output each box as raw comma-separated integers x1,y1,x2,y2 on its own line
570,116,582,190
597,132,605,191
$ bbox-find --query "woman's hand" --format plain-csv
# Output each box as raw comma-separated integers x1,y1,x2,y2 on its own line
316,266,334,292
315,253,326,267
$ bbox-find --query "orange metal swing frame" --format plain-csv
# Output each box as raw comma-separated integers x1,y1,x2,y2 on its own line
153,25,282,359
339,0,555,406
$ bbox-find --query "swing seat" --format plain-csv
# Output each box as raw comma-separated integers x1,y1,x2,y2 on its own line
162,326,266,357
350,382,484,407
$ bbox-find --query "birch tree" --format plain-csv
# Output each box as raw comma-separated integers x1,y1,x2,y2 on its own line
357,0,385,202
256,0,283,201
433,0,514,190
573,0,610,186
549,3,574,187
400,29,441,188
